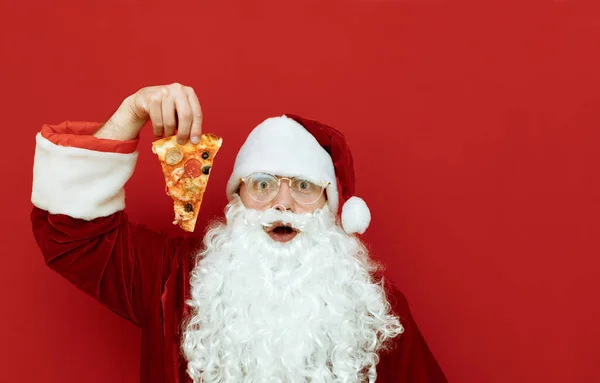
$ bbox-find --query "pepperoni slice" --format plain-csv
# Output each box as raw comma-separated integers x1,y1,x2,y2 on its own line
184,158,202,177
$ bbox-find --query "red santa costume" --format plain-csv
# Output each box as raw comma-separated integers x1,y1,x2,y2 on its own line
30,115,447,383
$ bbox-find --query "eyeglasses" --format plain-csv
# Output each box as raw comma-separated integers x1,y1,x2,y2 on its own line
240,173,329,205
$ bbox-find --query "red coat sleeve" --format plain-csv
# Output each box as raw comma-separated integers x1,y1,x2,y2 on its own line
30,208,199,327
376,281,448,382
30,121,201,327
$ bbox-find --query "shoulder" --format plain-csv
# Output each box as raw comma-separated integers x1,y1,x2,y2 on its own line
376,274,412,322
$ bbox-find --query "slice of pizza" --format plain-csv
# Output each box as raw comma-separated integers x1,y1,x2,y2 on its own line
151,133,223,232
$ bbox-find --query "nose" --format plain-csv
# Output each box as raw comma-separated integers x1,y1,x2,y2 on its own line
271,180,295,212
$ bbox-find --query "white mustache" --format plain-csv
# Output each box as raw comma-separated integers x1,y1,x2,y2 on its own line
240,206,326,232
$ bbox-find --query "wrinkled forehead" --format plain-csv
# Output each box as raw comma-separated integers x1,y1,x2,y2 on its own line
242,172,327,184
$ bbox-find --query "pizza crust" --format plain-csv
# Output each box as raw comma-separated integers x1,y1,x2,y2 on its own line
152,133,223,232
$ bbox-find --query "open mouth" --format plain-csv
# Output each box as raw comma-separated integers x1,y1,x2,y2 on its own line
265,222,299,243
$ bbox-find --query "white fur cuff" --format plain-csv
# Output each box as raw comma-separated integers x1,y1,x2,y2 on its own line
31,133,138,220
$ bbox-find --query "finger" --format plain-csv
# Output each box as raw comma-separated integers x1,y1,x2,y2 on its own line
162,92,177,138
186,88,203,144
147,93,164,138
174,92,193,145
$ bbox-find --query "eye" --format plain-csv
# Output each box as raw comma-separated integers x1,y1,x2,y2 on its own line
293,179,318,194
249,174,277,193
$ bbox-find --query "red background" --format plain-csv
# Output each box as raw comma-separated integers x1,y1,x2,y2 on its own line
1,0,599,382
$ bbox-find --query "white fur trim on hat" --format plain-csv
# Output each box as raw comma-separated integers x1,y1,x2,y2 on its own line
226,115,340,214
341,196,371,235
31,133,138,220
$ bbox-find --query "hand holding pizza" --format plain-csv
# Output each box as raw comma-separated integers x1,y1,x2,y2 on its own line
95,83,203,144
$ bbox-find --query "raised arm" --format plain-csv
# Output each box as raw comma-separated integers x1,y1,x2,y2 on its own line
30,84,205,327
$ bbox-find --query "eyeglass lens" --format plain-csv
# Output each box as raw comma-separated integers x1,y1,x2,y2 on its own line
245,173,325,204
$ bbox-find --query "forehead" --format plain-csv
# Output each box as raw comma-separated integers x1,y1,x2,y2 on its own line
245,173,310,180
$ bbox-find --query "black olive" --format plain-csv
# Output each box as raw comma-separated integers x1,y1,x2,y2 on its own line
184,203,194,212
202,151,210,159
202,165,211,175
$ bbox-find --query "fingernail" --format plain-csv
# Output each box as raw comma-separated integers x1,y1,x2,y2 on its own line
177,138,185,145
191,136,200,144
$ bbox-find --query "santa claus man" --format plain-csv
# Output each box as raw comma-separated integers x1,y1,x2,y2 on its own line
31,83,447,382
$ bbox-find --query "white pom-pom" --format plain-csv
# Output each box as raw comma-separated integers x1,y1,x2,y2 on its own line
341,196,371,235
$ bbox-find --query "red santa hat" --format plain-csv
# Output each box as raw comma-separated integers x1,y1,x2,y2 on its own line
226,114,371,235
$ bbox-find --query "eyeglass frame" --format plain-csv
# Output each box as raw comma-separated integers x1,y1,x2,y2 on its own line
239,172,330,205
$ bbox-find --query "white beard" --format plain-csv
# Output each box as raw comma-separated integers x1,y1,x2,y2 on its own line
182,198,403,383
